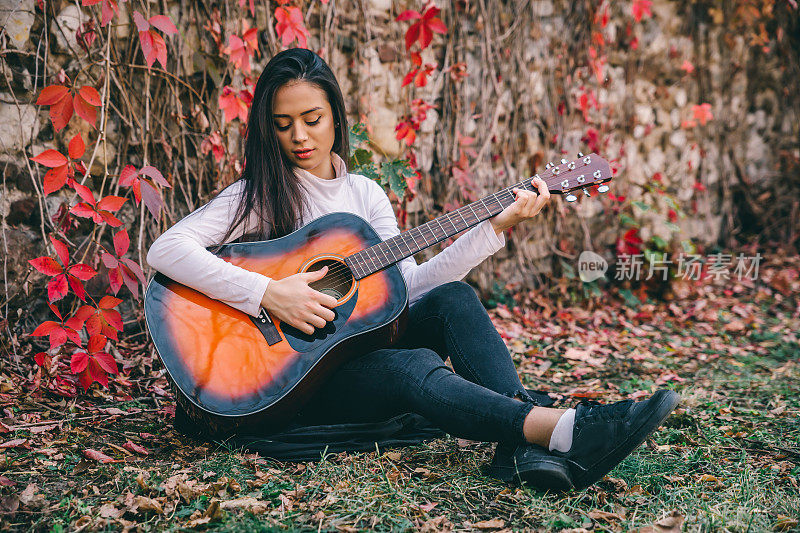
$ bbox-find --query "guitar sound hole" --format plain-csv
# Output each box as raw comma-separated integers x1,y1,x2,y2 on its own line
306,259,354,302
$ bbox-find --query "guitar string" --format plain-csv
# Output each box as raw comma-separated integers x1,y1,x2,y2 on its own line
301,181,540,286
302,169,600,286
298,175,572,287
267,160,602,288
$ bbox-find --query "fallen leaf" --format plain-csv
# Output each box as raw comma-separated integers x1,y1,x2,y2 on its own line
775,515,798,531
472,518,505,529
132,495,164,514
419,501,438,512
99,502,124,518
19,484,46,509
83,448,115,463
639,510,685,533
123,441,150,455
0,494,19,515
589,509,625,522
30,424,58,434
219,496,268,514
0,439,29,448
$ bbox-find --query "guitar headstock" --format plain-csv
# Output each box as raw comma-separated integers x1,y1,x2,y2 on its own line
526,153,613,202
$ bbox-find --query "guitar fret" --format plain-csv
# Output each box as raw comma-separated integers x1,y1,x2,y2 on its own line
408,229,422,251
350,256,363,279
365,248,379,273
386,242,398,262
457,209,469,227
419,225,431,246
467,204,481,223
435,218,446,238
378,242,392,266
479,199,493,217
446,213,459,233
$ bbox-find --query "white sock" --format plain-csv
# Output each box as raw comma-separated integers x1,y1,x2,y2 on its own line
548,408,576,453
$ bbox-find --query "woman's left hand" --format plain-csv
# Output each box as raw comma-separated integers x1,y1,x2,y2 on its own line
489,176,551,235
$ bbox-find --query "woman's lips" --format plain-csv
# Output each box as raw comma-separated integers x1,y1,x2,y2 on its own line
293,148,314,159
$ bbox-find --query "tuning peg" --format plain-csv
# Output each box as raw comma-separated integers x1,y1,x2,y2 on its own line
578,152,584,157
545,163,551,169
560,158,567,164
597,184,610,193
582,188,591,197
565,193,577,202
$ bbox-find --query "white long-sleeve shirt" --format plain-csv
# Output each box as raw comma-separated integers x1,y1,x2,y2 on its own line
146,152,506,317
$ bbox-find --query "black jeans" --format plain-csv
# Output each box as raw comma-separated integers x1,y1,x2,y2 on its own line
293,281,536,445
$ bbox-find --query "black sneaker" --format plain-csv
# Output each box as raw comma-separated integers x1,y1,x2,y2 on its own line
551,389,681,490
483,442,574,492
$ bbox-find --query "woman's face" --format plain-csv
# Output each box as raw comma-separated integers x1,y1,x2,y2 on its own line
272,80,336,180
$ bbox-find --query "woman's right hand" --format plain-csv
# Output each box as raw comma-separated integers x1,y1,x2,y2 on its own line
260,266,338,335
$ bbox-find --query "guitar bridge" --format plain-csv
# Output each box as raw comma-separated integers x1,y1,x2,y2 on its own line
249,308,282,346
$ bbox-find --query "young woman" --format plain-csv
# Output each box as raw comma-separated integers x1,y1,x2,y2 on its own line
147,48,680,491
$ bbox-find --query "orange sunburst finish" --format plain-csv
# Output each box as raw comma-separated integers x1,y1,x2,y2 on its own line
145,212,408,420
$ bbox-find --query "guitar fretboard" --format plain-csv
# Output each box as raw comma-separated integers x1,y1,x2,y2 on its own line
344,178,536,280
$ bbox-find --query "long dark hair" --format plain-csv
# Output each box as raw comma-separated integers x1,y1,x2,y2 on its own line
220,48,350,243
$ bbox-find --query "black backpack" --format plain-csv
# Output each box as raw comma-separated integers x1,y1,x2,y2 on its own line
174,388,555,462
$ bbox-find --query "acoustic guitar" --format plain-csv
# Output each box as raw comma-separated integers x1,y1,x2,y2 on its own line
144,153,612,436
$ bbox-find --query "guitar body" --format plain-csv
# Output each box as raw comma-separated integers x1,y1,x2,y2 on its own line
144,212,408,437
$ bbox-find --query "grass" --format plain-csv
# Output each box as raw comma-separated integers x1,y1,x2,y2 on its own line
1,288,798,531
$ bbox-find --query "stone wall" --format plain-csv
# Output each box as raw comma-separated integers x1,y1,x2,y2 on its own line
1,0,798,305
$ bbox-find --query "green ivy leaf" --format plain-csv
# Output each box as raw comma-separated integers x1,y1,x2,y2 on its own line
380,159,416,200
681,239,695,253
651,235,667,250
665,221,680,232
348,123,369,151
619,288,641,309
560,259,576,280
354,161,380,183
633,201,650,212
620,214,639,227
352,148,373,167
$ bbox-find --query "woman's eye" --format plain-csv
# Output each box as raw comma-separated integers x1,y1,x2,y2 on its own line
275,118,321,131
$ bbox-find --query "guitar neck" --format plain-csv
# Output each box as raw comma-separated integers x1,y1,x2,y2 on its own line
345,178,536,280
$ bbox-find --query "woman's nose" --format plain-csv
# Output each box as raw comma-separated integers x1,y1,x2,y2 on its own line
292,123,308,143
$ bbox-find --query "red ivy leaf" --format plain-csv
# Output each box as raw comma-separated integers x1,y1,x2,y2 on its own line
67,275,87,301
396,9,422,21
96,195,127,212
692,103,713,126
274,5,309,48
36,85,73,131
30,257,63,276
139,166,169,187
113,229,130,257
71,351,89,374
632,0,653,22
73,91,98,126
42,166,70,196
82,0,119,27
68,134,85,160
31,149,68,168
401,5,447,51
36,85,69,106
78,86,101,106
148,14,178,35
47,274,69,302
67,263,97,281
